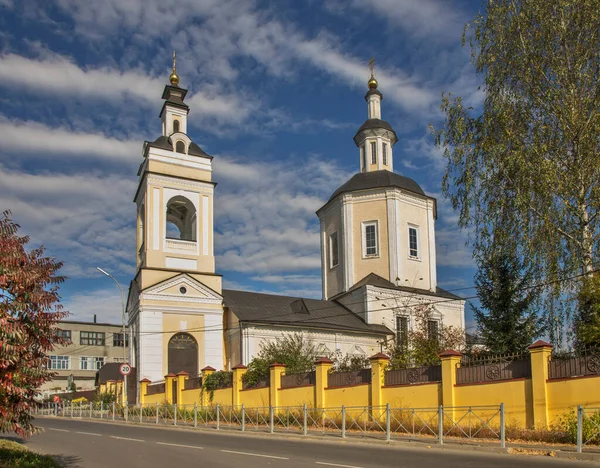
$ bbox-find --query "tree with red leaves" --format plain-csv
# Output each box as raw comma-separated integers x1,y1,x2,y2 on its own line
0,211,68,437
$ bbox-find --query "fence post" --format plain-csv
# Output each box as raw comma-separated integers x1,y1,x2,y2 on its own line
165,373,176,404
438,405,444,445
269,363,285,408
314,358,333,409
232,364,248,407
70,402,73,418
500,403,505,448
303,404,308,436
200,367,215,408
173,403,177,426
139,379,150,405
112,402,115,421
440,350,461,423
100,401,103,420
156,402,159,425
369,353,389,410
241,404,245,432
194,402,198,428
216,404,220,430
386,403,391,441
528,340,553,429
341,405,346,439
125,404,128,423
577,405,583,453
269,406,274,434
89,402,92,419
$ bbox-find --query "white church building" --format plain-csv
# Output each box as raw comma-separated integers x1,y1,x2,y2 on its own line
127,60,465,383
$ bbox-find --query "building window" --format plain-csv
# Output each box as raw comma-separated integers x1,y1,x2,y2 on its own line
49,356,70,370
362,144,367,171
427,320,439,343
370,141,377,164
175,141,186,153
408,226,419,258
55,329,71,343
113,333,129,348
80,357,105,371
383,143,388,165
80,331,105,346
166,195,197,242
396,316,408,347
329,232,339,268
173,119,180,133
363,221,378,257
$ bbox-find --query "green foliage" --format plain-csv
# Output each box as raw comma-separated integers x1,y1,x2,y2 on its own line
0,211,69,437
329,350,371,372
574,274,600,349
386,302,465,369
202,371,232,401
554,408,600,444
242,334,319,388
95,389,116,405
0,439,62,467
432,0,600,335
473,250,544,354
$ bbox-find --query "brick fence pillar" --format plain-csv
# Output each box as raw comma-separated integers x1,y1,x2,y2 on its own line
529,340,553,429
232,364,248,408
269,363,286,409
314,357,333,409
369,353,390,409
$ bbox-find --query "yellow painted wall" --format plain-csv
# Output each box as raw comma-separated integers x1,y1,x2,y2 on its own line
325,384,370,408
144,392,167,406
382,383,441,408
239,388,270,408
321,207,344,299
210,387,233,407
278,386,315,407
455,379,532,427
547,376,600,424
352,199,390,282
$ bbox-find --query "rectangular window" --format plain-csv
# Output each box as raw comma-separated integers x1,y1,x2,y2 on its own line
363,222,378,257
80,331,105,346
362,145,367,171
80,357,105,371
396,316,408,347
427,320,439,343
408,226,419,258
49,355,70,370
329,232,339,268
370,142,377,164
113,333,129,348
54,329,71,343
382,143,388,165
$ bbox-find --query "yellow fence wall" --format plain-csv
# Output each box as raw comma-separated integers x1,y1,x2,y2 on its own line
137,344,600,430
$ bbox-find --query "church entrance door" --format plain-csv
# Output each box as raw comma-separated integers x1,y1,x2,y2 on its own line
168,333,198,376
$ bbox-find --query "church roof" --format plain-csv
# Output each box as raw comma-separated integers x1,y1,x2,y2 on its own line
345,273,464,301
327,170,427,202
146,136,213,159
222,289,392,336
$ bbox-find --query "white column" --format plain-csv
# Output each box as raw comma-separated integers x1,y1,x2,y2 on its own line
427,204,437,291
387,194,398,282
320,218,328,299
377,137,383,170
139,309,163,381
342,198,354,291
203,312,223,370
395,198,402,283
152,188,160,250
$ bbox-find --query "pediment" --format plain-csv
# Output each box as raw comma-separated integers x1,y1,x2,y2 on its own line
140,274,222,305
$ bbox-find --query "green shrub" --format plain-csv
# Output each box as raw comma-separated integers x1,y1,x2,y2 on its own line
554,408,600,444
202,371,233,401
0,440,62,467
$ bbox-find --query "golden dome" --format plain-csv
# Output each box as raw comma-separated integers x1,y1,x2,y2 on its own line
368,76,378,89
169,71,179,86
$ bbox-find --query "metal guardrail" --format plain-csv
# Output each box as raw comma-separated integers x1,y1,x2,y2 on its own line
577,406,600,453
34,401,506,446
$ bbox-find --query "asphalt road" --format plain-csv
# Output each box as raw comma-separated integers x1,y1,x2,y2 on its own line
5,417,589,468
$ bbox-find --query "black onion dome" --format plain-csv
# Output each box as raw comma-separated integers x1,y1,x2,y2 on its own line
353,118,398,145
328,170,426,202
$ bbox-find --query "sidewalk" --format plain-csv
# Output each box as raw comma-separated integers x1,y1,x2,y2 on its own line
36,414,600,462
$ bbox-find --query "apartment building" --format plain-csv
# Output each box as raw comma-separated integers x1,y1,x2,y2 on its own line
40,319,130,397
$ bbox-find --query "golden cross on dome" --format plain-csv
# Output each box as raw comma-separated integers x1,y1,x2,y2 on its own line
169,50,179,86
172,51,177,73
369,57,375,77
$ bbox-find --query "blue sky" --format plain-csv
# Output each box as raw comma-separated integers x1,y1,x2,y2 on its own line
0,0,484,329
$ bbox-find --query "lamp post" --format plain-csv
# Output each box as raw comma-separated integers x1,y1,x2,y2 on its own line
97,267,127,406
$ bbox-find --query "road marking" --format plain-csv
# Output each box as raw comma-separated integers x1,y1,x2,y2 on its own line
315,463,363,468
48,428,69,432
156,442,203,450
221,449,289,460
76,431,102,436
110,436,145,442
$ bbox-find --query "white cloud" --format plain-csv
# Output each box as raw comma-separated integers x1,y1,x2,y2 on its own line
62,288,124,324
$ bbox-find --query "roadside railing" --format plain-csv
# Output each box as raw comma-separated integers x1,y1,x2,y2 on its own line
577,406,600,453
35,401,507,446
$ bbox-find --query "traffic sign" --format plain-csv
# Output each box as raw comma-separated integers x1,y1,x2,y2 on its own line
119,363,132,376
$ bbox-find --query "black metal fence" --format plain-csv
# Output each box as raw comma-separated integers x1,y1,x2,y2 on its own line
456,354,532,384
281,371,316,389
146,382,165,395
184,376,203,390
549,349,600,379
385,365,442,386
327,369,371,388
242,376,270,390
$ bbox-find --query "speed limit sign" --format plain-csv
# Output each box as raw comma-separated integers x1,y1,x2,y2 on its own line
119,363,132,376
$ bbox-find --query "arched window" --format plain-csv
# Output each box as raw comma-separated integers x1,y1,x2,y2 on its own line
168,333,198,375
175,141,186,153
166,196,197,241
173,119,180,133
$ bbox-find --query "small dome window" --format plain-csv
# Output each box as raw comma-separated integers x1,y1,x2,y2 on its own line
175,141,186,154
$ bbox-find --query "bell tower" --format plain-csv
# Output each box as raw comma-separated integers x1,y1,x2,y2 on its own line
129,54,224,385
